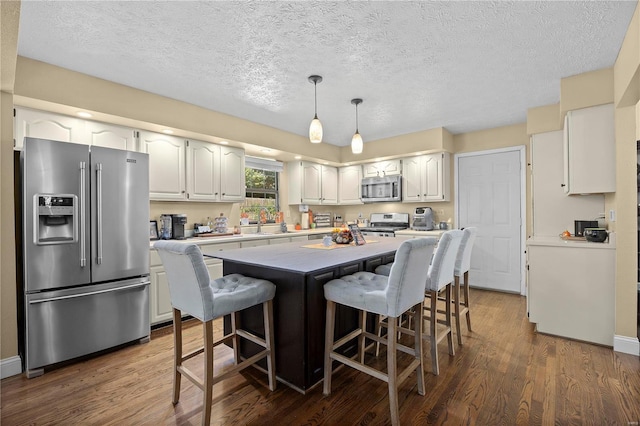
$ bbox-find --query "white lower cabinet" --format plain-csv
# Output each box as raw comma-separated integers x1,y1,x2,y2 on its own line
526,240,615,346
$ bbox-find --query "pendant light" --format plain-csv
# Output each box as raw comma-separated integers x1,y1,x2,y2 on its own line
351,98,363,154
308,75,323,144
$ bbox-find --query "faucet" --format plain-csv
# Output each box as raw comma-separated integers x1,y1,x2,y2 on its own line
257,208,267,233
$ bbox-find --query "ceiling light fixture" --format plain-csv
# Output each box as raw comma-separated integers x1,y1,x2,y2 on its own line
351,98,363,154
308,75,323,144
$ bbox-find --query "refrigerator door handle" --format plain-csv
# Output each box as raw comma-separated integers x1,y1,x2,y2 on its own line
96,163,103,265
79,161,87,267
28,281,150,304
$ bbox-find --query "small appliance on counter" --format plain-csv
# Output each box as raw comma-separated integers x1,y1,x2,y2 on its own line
161,214,188,239
412,206,435,230
169,214,187,240
575,220,598,237
584,228,608,242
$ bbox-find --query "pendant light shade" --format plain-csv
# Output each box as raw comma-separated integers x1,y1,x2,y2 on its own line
351,98,363,154
308,75,323,144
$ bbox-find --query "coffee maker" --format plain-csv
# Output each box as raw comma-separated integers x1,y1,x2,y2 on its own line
170,214,187,240
159,214,187,239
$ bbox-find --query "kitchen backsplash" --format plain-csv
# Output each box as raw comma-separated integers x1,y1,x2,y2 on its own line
151,200,455,230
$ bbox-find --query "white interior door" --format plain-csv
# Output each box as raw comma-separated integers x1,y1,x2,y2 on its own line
456,147,525,294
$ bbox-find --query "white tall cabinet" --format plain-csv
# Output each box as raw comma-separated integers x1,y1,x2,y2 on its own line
402,152,450,202
287,161,338,205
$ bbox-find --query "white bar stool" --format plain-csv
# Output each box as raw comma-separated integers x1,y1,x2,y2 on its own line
423,230,463,375
154,241,276,426
323,238,437,426
453,227,477,345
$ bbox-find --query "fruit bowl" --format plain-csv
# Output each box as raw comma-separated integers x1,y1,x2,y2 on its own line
332,230,353,244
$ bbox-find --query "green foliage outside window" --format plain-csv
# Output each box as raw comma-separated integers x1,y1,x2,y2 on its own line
240,168,279,223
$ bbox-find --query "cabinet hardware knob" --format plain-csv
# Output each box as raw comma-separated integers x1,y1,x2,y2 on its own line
560,184,566,187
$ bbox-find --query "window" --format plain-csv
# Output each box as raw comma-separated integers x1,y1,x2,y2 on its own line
240,157,283,223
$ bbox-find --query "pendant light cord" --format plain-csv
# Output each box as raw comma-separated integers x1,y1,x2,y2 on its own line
314,81,318,119
355,102,359,133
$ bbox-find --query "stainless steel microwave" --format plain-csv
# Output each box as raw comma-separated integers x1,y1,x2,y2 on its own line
361,175,402,203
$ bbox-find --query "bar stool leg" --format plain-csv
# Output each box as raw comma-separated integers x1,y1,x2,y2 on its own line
202,320,214,426
445,284,455,356
323,300,336,396
414,301,425,396
429,290,439,375
172,308,183,405
263,300,277,391
231,311,241,364
387,316,400,426
358,310,367,363
454,275,463,346
464,271,472,331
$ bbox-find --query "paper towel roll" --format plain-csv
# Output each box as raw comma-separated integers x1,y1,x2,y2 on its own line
301,213,310,229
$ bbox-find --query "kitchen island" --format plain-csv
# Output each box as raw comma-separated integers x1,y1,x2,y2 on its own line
206,237,406,392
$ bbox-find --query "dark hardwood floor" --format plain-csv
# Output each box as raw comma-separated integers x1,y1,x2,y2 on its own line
2,289,639,425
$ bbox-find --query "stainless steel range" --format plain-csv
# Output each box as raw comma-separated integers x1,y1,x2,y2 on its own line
358,213,410,237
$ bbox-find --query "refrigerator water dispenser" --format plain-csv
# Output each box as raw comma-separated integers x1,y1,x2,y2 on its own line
34,194,77,245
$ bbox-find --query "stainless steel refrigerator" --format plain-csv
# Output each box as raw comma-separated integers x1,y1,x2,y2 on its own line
19,137,150,378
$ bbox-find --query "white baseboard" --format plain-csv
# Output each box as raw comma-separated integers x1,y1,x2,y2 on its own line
0,356,22,379
613,335,640,356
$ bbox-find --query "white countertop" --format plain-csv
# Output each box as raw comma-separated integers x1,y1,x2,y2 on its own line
526,233,616,249
206,238,403,274
149,227,332,248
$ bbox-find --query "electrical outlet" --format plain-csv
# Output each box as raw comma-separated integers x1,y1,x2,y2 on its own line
609,209,616,222
438,209,444,216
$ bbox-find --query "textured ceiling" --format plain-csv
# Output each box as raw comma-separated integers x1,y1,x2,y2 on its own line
17,1,637,147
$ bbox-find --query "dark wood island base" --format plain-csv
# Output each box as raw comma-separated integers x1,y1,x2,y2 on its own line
211,238,404,392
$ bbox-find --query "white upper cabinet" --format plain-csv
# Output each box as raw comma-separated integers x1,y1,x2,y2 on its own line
362,159,401,177
219,146,245,202
338,165,363,205
186,139,220,201
287,161,338,205
401,152,450,202
15,108,137,151
14,108,83,150
320,164,338,204
185,140,245,202
563,103,615,194
140,131,187,201
84,121,137,151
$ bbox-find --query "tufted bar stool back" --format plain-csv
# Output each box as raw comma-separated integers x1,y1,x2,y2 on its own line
154,241,276,426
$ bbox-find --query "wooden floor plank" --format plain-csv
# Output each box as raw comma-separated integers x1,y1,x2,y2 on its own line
2,289,639,425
